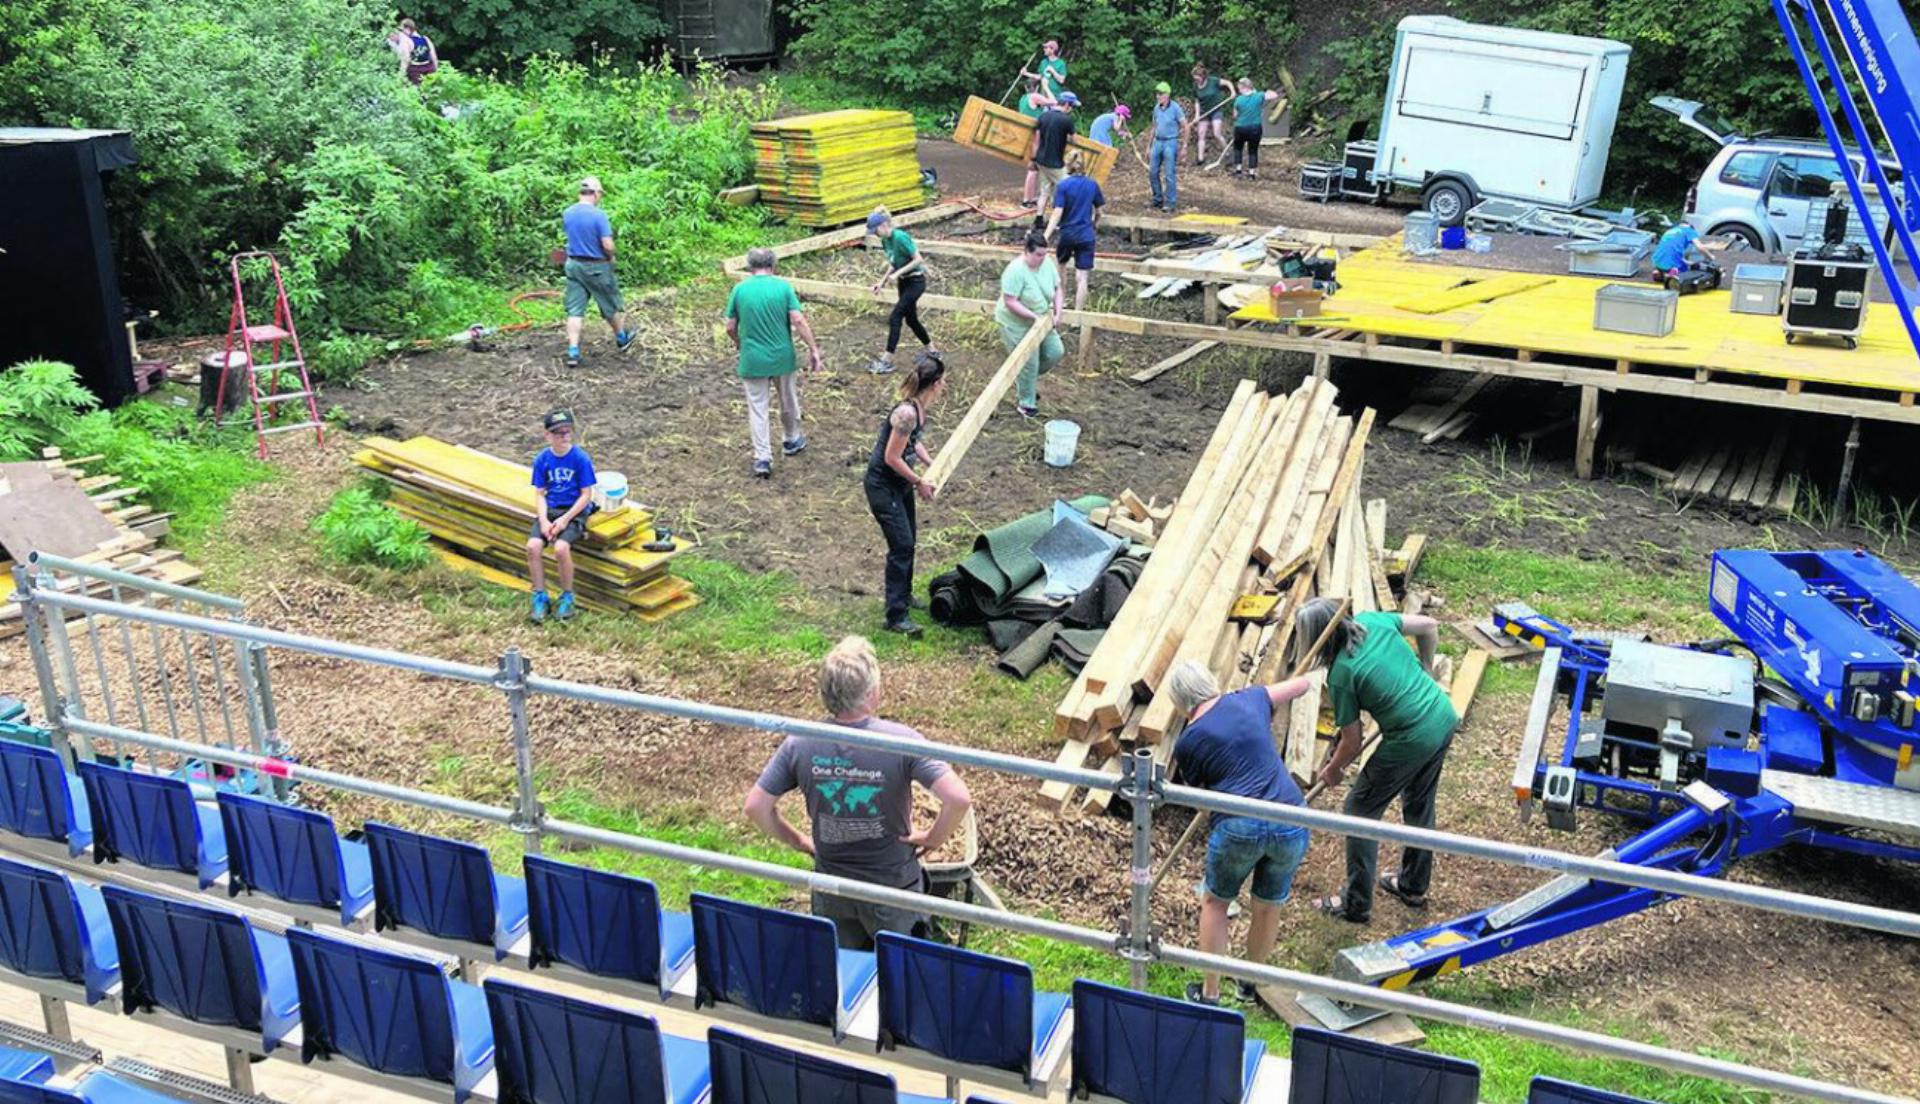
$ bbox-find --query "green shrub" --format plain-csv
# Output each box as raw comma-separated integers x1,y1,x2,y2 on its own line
60,404,272,544
400,0,668,70
313,483,434,570
305,334,391,385
0,361,98,461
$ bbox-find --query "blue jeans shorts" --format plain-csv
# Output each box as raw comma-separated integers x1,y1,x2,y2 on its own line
1203,816,1309,905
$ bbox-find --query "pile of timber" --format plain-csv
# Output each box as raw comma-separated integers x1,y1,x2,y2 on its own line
353,437,699,622
1039,378,1477,812
1087,491,1173,547
0,449,200,638
751,110,924,229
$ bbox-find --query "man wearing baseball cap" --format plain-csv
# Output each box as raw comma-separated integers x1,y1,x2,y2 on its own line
561,176,633,369
1027,91,1078,222
1148,83,1189,215
524,409,597,623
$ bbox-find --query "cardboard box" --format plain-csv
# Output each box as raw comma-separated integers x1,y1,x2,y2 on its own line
1269,278,1323,320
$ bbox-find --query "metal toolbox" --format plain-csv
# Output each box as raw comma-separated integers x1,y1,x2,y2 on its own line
1299,161,1339,202
1730,264,1787,315
1783,247,1870,347
1340,140,1381,199
1563,229,1655,277
1593,283,1678,337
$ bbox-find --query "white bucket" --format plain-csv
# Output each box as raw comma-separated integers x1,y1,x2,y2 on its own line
1043,420,1081,467
594,471,629,515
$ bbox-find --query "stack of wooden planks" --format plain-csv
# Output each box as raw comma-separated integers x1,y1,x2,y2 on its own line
1042,377,1428,810
0,449,201,638
751,110,924,228
353,437,699,622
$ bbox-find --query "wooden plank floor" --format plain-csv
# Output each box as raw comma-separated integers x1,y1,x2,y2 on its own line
1231,238,1920,395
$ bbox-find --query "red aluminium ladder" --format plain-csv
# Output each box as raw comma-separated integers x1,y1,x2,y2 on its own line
215,251,324,458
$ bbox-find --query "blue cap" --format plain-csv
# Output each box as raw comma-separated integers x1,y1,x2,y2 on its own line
1057,91,1080,107
866,211,889,233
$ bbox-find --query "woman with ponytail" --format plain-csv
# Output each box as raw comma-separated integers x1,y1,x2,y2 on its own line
864,352,948,636
1292,597,1457,923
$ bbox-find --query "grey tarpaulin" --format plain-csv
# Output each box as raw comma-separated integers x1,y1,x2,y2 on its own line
1031,500,1125,599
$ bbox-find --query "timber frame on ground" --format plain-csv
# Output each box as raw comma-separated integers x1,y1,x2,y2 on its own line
721,201,1920,492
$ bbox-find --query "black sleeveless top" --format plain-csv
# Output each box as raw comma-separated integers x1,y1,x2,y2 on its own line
867,401,924,484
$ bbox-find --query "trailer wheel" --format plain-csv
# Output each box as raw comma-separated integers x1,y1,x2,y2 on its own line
1422,180,1474,226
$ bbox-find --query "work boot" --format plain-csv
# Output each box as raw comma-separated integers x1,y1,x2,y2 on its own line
529,591,550,623
782,434,808,457
554,591,577,621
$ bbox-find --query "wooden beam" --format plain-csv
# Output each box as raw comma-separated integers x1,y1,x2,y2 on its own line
718,202,970,272
1575,385,1601,480
1130,340,1221,384
920,315,1054,490
916,238,1308,290
1098,214,1382,249
1450,649,1490,725
754,274,1920,425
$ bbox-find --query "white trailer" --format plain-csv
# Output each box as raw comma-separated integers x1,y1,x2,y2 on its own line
1362,16,1632,225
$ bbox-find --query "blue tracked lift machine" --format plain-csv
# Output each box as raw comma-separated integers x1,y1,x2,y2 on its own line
1320,550,1920,1012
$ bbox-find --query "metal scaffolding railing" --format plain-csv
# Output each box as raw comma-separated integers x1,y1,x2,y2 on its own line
10,564,1920,1104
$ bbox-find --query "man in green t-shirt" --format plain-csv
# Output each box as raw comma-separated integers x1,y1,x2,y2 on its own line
1021,39,1068,99
1297,600,1458,924
724,248,824,479
993,230,1064,418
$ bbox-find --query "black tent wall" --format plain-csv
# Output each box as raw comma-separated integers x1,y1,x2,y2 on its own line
0,138,136,407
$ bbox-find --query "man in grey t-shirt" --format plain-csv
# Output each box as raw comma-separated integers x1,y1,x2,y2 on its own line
746,635,973,949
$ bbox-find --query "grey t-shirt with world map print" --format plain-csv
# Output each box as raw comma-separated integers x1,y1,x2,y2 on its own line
756,717,952,889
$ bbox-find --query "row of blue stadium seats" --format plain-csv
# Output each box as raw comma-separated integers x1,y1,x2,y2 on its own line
0,742,1666,1104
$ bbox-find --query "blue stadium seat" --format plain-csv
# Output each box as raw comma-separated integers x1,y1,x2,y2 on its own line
1528,1077,1655,1104
0,855,119,1006
0,743,92,858
100,886,300,1056
363,822,529,961
1069,980,1264,1104
0,1045,54,1084
874,933,1071,1089
216,793,374,928
1288,1026,1478,1104
75,762,226,890
690,893,876,1041
285,927,494,1101
522,855,694,1000
707,1027,948,1104
484,978,710,1104
0,1072,189,1104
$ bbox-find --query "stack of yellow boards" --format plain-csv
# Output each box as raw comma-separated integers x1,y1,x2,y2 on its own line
752,109,924,227
353,437,699,622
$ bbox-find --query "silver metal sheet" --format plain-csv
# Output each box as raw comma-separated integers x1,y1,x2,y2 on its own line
1762,770,1920,838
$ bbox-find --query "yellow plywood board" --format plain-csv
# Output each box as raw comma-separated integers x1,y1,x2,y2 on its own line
951,96,1119,186
355,439,653,544
434,549,699,622
1231,247,1920,394
1394,273,1554,315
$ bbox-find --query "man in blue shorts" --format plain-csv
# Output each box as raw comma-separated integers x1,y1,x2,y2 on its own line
561,176,633,369
523,409,597,623
1167,658,1315,1005
1043,151,1105,311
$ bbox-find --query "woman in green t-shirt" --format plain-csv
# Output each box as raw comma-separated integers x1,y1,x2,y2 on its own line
1190,64,1229,167
866,208,938,375
1294,597,1459,924
1226,78,1280,180
993,230,1065,418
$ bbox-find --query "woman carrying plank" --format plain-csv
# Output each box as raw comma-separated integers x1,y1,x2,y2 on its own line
864,354,948,636
866,208,939,375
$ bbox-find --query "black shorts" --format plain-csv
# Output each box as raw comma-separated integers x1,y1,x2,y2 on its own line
1055,236,1096,271
529,504,591,547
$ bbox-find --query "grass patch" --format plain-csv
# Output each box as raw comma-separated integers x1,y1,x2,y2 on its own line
1421,543,1719,641
63,398,274,550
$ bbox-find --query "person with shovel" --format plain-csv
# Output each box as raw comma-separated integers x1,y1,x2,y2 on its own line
1167,659,1317,1006
1298,599,1457,924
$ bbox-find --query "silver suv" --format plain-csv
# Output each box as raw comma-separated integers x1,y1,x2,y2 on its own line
1655,97,1900,252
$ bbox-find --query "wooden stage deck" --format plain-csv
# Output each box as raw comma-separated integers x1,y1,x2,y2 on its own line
1230,243,1920,398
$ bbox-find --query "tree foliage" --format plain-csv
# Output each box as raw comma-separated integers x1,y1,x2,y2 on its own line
400,0,669,69
0,0,776,342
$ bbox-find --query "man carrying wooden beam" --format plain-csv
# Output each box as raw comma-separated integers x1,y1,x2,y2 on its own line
1297,598,1457,924
994,230,1066,420
1166,659,1317,1006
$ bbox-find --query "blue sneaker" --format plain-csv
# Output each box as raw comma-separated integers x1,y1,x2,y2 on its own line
555,591,577,620
615,330,634,351
529,591,550,623
565,346,581,368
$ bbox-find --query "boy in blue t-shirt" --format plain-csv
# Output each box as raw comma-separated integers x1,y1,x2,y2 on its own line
523,409,597,622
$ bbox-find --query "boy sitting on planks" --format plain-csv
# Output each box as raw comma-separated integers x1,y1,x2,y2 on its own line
524,409,596,624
